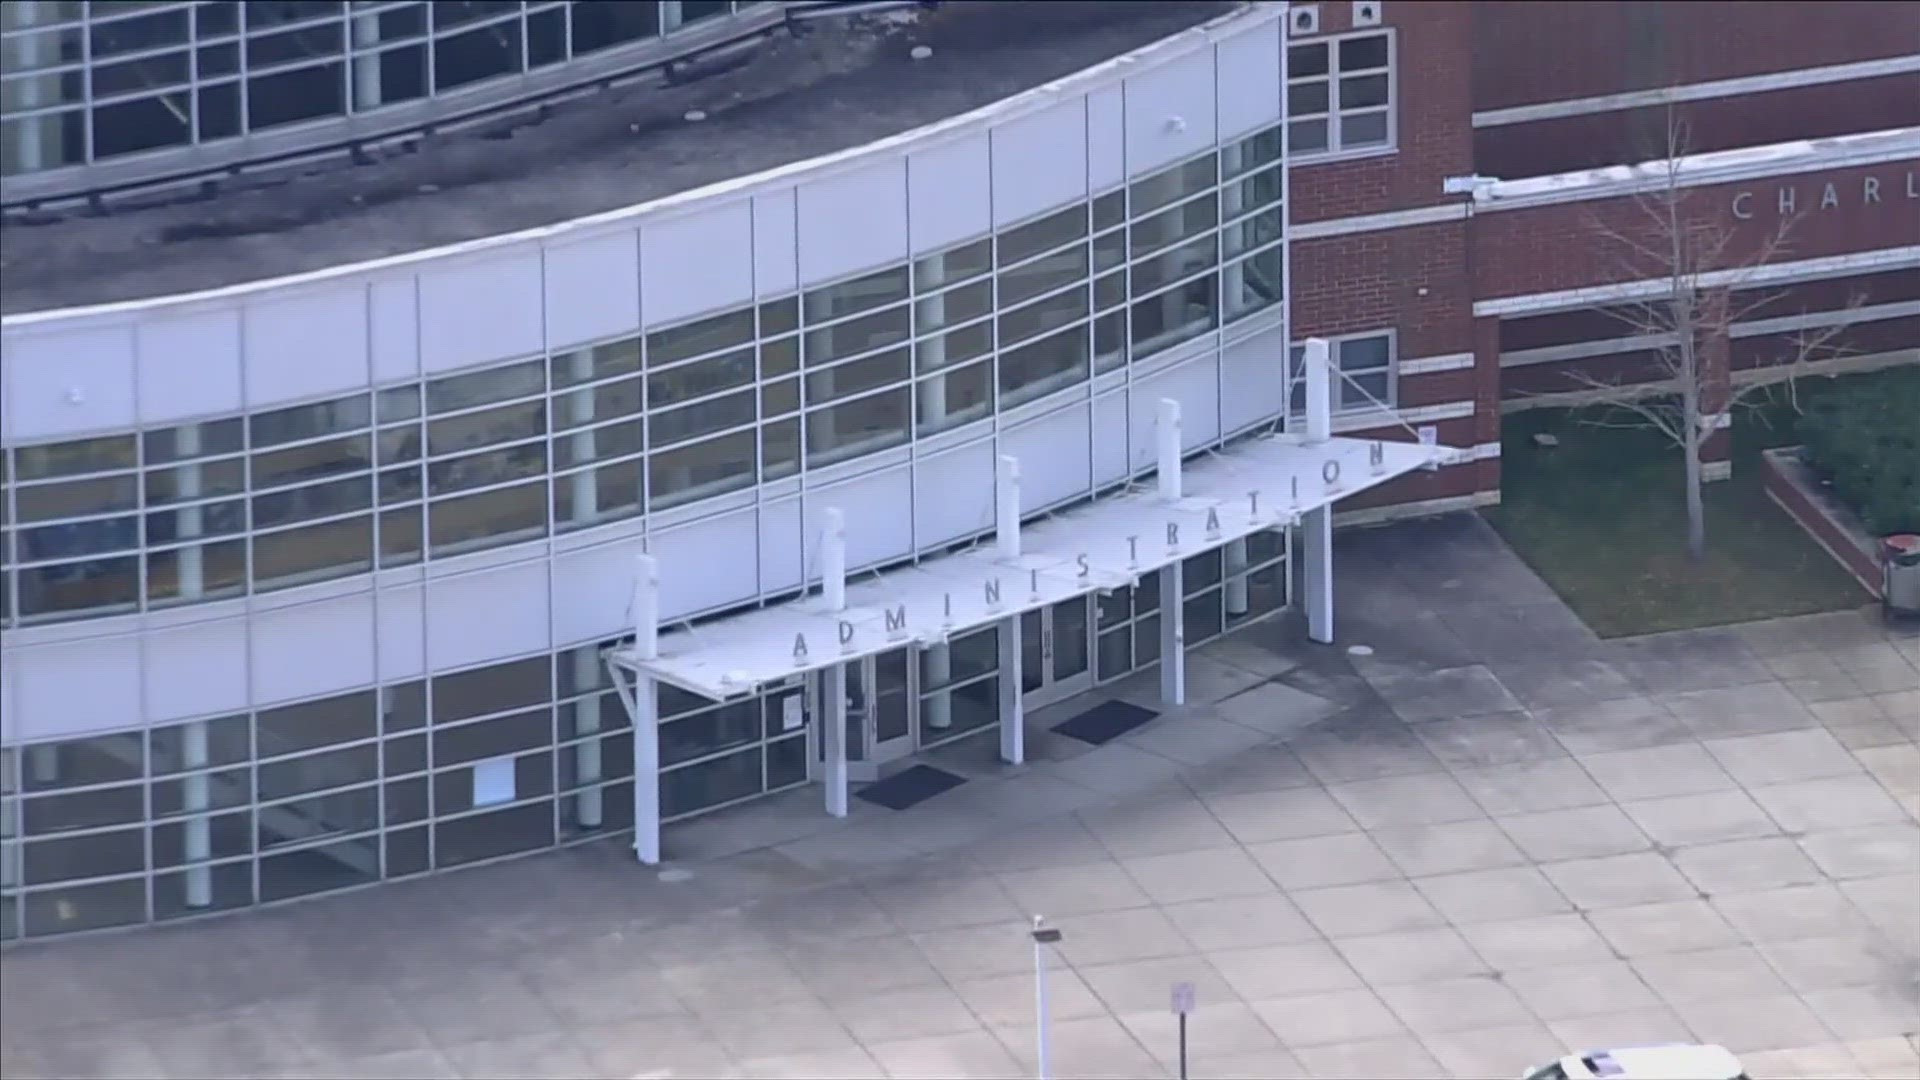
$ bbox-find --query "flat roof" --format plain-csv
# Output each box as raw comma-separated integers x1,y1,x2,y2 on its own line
0,1,1237,317
611,434,1453,700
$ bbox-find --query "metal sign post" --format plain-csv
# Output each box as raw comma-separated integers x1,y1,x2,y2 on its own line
1170,981,1195,1080
1032,916,1064,1080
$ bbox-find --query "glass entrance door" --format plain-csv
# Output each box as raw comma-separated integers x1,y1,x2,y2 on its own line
1020,595,1094,710
817,648,916,782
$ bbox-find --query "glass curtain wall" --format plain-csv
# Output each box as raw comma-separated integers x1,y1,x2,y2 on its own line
0,1,765,179
0,642,641,940
0,119,1287,628
1093,529,1289,682
0,523,1292,940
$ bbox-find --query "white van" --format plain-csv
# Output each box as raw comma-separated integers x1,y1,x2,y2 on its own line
1523,1044,1750,1080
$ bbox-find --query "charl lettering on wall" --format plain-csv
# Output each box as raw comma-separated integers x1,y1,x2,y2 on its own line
1730,169,1918,220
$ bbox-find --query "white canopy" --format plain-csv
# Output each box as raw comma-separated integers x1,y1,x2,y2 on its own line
609,432,1454,700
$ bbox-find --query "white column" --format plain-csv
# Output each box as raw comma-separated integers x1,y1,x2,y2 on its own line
565,349,599,524
1156,399,1183,501
2,1,67,173
1159,563,1186,706
1224,537,1250,617
1221,141,1248,316
181,720,212,907
919,261,948,425
1303,337,1333,443
821,508,847,611
1303,509,1333,644
27,745,57,786
351,1,384,110
824,664,849,817
998,617,1024,765
175,424,205,601
996,455,1021,560
572,647,604,829
1156,397,1187,704
1301,338,1336,644
1,808,19,891
631,553,662,865
924,642,952,732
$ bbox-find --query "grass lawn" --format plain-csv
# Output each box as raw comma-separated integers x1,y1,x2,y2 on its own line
1486,401,1869,639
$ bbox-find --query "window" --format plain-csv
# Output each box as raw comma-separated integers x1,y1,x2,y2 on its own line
1287,31,1393,156
1288,332,1397,413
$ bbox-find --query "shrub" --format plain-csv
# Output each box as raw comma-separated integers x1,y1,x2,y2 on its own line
1795,366,1920,536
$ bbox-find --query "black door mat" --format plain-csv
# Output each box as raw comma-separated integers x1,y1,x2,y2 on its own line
857,765,968,810
1052,700,1159,746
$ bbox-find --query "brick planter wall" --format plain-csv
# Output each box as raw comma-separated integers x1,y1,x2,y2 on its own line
1760,446,1884,597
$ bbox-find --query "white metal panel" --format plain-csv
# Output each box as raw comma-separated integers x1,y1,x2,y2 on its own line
805,465,914,574
250,591,377,706
650,507,761,621
138,306,245,423
423,559,550,672
1086,86,1126,193
796,159,910,287
368,275,420,385
1215,21,1283,140
616,436,1453,699
1220,324,1290,435
990,99,1089,226
642,201,754,327
0,651,15,743
543,228,641,351
416,246,544,375
376,584,427,681
1092,387,1132,486
759,497,804,596
143,616,249,722
1125,50,1218,176
242,285,370,406
752,190,799,298
9,633,142,741
907,133,992,255
550,540,637,646
1004,404,1093,512
913,439,997,550
1132,355,1221,467
1,323,137,442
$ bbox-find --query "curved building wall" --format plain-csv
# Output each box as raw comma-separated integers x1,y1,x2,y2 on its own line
0,3,1292,938
0,1,773,196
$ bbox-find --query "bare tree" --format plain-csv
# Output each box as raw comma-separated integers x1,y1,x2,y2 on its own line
1559,111,1860,561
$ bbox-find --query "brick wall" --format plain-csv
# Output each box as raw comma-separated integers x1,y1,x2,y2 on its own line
1475,73,1920,180
1471,161,1919,302
1291,222,1471,352
1336,454,1491,513
1472,1,1920,110
1289,0,1473,224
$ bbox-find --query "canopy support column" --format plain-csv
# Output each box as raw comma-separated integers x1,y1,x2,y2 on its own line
824,665,850,817
624,552,662,865
998,617,1024,765
1157,399,1186,706
1301,338,1336,644
995,455,1026,764
821,509,850,817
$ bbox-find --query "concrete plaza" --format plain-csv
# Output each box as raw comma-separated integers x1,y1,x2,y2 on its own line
2,514,1916,1080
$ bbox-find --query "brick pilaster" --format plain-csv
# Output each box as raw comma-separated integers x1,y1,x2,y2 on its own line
1699,289,1733,481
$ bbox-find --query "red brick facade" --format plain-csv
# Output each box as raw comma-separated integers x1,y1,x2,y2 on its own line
1292,0,1919,517
1470,164,1917,301
1475,73,1920,180
1470,1,1920,108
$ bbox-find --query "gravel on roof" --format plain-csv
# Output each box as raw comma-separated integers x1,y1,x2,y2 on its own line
0,1,1238,317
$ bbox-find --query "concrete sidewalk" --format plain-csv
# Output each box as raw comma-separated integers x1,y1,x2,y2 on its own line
3,513,1916,1080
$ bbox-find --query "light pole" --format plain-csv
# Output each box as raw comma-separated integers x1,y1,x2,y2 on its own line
1031,914,1063,1080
